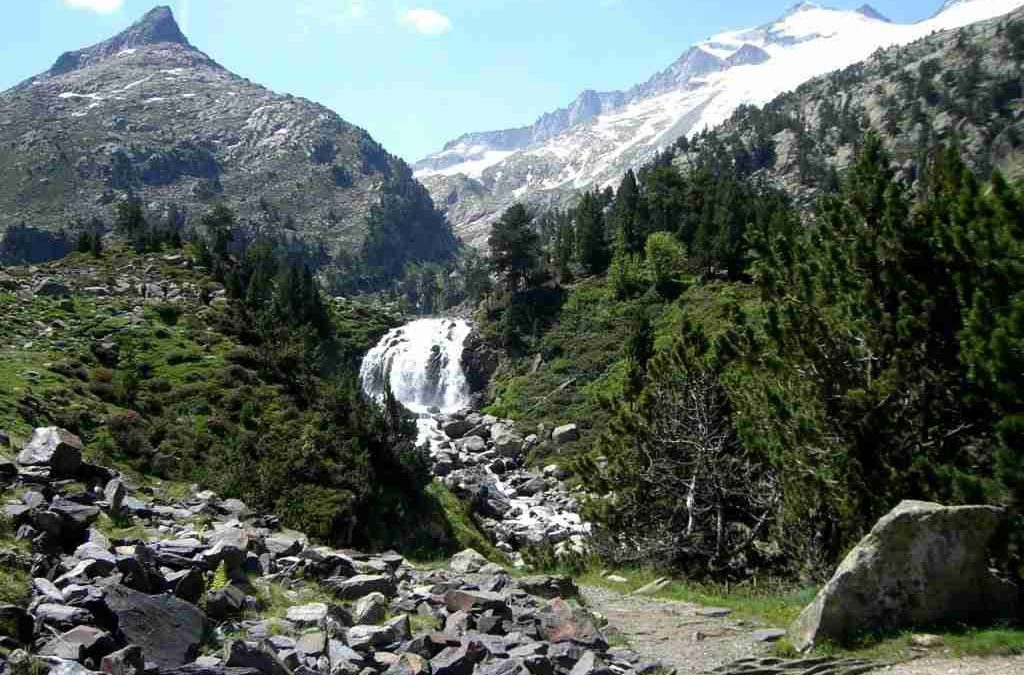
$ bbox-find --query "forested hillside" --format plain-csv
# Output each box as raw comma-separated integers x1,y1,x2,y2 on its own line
474,6,1024,579
0,202,479,555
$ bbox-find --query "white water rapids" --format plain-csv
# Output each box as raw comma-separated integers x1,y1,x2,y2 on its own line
360,317,590,557
359,318,473,415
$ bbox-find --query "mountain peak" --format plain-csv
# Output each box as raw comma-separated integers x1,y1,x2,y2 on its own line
118,5,189,48
856,4,891,22
48,5,193,77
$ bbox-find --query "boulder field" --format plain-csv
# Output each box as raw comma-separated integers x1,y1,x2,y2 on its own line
0,426,659,675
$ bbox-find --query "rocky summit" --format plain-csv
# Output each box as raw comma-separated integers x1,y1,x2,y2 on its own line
0,6,444,260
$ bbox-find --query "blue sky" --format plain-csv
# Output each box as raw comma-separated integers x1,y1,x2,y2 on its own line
3,0,947,162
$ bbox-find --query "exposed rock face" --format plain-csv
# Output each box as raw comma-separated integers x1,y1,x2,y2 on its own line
790,500,1020,650
16,427,83,477
460,328,501,394
0,6,455,265
413,2,1024,248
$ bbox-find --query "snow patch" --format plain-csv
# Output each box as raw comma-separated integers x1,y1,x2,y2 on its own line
117,48,137,57
415,150,519,179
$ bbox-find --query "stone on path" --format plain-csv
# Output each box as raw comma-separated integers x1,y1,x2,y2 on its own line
789,500,1020,651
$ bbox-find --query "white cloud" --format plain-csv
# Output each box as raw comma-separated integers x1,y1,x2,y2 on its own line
399,8,451,35
63,0,124,13
347,0,368,18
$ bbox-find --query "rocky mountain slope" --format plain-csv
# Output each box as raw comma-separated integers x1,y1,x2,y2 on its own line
680,1,1024,203
415,0,1024,246
0,6,452,264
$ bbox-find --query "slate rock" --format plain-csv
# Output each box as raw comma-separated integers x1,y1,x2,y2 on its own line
346,624,396,651
536,599,606,649
17,427,83,477
223,640,290,675
101,584,206,668
285,602,328,628
205,585,247,620
39,626,115,662
100,645,144,675
517,576,578,600
353,593,387,625
328,574,396,600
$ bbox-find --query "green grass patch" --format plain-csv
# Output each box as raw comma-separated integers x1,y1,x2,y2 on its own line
577,567,815,628
93,512,152,542
0,565,30,606
420,482,508,564
812,625,1024,661
255,581,335,619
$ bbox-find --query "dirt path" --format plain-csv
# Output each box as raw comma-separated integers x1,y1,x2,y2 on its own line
581,585,1024,675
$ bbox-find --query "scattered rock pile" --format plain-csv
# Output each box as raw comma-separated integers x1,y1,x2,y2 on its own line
419,412,588,561
0,426,660,675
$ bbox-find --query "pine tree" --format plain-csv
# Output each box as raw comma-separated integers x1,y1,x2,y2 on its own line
488,204,539,293
575,191,609,275
115,198,146,238
201,204,235,261
609,169,646,254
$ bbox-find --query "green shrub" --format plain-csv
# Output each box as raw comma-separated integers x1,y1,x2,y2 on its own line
154,302,183,325
106,411,152,458
166,349,201,365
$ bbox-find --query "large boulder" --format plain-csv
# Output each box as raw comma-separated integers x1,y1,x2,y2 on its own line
449,548,488,574
102,584,207,668
442,420,474,440
551,424,580,445
327,574,396,600
517,575,579,600
790,500,1020,650
493,432,524,459
16,427,83,477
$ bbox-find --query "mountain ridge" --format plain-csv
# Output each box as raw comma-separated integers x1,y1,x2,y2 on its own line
415,0,1024,247
0,5,455,275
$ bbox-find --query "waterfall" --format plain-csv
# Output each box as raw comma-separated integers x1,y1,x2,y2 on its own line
359,318,473,415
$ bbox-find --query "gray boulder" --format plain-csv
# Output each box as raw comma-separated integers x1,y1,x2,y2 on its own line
493,433,524,459
449,548,488,574
551,424,580,445
35,278,71,297
790,500,1020,650
352,592,387,625
442,420,474,440
17,427,82,477
327,574,396,600
100,645,145,675
102,584,206,668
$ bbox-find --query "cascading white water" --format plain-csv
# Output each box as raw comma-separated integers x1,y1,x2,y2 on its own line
359,318,473,415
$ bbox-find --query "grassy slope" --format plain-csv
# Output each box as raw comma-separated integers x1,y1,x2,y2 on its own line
0,245,498,559
482,277,757,466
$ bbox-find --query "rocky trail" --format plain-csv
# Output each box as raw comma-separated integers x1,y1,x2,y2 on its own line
581,586,1024,675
